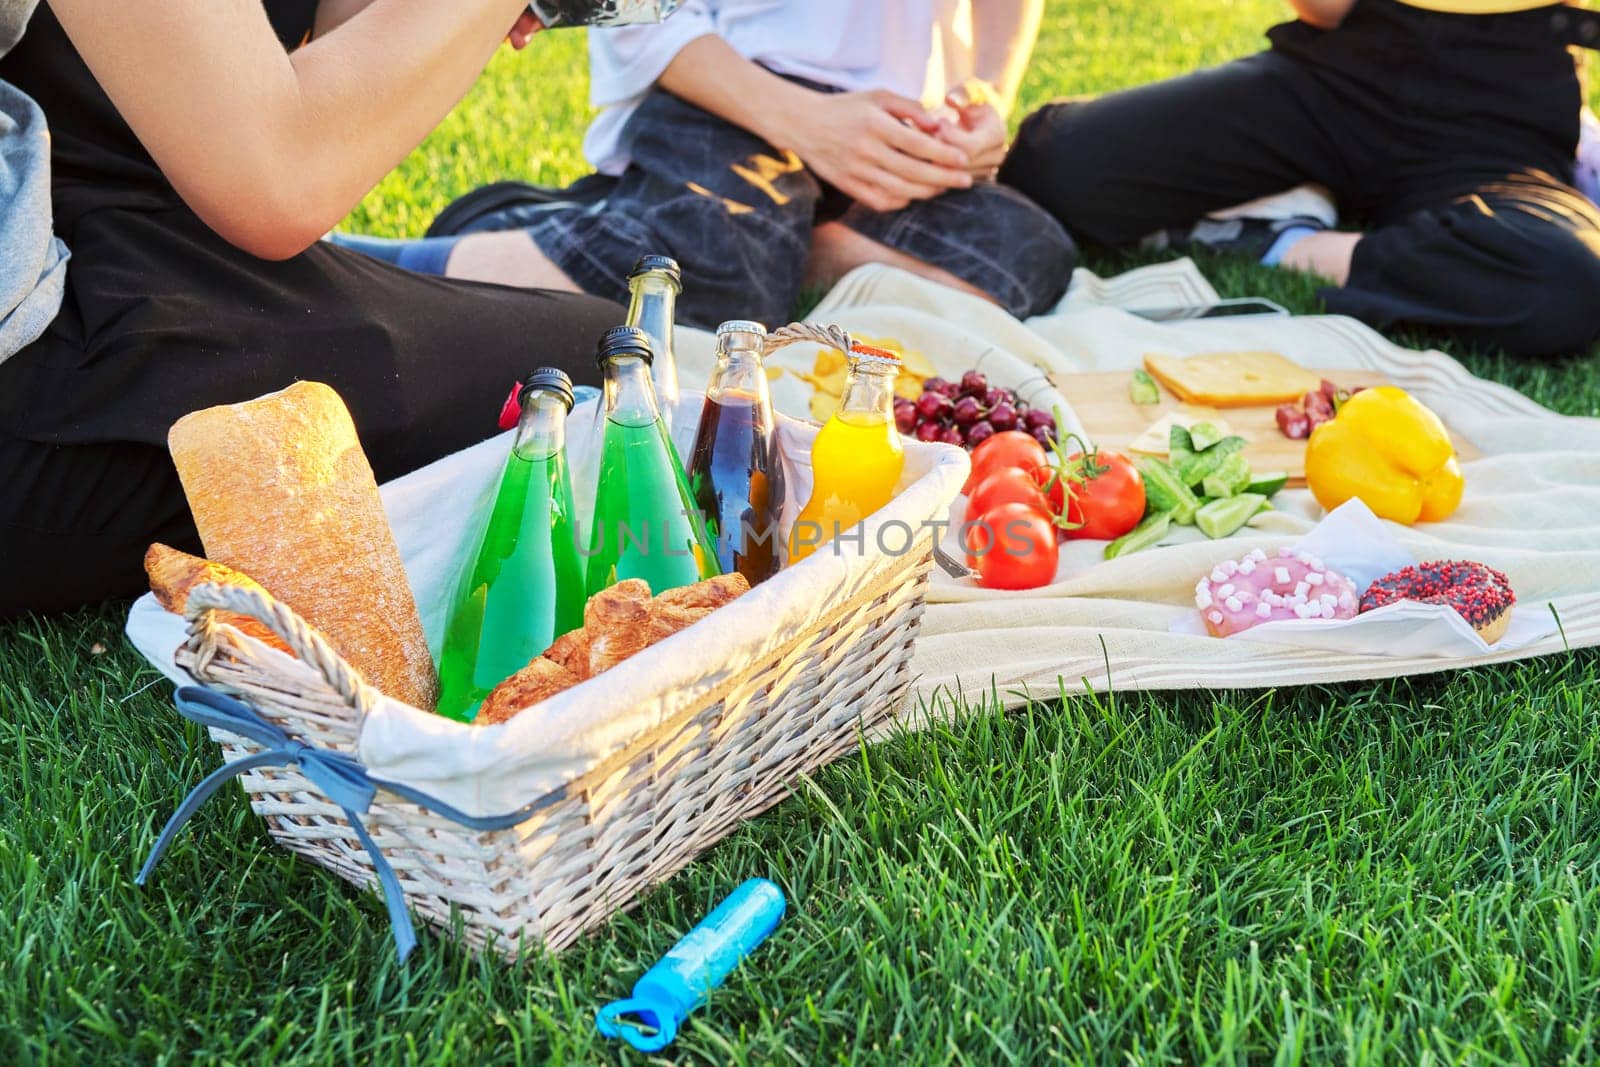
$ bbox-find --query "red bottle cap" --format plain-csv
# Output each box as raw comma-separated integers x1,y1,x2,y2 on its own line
497,382,522,431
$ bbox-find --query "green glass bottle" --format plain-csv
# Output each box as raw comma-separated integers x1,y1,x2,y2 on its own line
436,368,585,722
625,254,684,449
587,325,721,597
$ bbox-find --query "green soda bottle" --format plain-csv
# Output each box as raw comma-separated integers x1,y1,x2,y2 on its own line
587,325,721,597
436,368,586,722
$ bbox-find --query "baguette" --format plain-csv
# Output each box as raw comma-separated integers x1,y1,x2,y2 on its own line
167,381,439,710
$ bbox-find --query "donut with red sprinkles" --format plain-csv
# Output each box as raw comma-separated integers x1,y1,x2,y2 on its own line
1360,560,1516,643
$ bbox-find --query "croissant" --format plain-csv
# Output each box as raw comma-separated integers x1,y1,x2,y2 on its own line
476,574,753,726
476,658,582,725
145,544,294,655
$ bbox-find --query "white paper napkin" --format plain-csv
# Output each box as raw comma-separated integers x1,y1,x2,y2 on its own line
1171,500,1555,658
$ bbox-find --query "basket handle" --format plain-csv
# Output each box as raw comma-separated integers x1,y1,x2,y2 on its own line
183,582,383,718
762,321,854,357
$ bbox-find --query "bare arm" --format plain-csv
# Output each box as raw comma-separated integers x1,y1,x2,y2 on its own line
52,0,532,260
928,0,1044,179
971,0,1044,118
1288,0,1356,29
657,34,973,213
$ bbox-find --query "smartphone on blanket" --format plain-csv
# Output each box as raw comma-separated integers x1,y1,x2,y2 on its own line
1130,298,1291,323
527,0,681,27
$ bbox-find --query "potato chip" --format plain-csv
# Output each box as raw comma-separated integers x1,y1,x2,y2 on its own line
804,334,930,418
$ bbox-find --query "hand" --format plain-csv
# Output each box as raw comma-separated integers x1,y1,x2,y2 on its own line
507,9,543,49
777,89,974,213
936,81,1008,181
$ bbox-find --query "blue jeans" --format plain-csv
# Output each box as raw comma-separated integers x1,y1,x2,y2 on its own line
466,81,1077,328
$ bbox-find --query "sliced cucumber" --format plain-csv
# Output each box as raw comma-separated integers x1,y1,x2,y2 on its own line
1195,493,1269,540
1188,421,1226,452
1245,471,1290,498
1130,369,1161,405
1137,457,1201,525
1105,511,1174,560
1175,435,1246,488
1201,453,1253,500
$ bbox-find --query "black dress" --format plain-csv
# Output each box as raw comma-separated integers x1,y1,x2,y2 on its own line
0,2,625,617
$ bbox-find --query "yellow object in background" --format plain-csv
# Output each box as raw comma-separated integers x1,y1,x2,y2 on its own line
1305,386,1465,525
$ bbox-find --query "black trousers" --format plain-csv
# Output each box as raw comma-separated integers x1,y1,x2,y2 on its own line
0,205,624,618
999,0,1600,358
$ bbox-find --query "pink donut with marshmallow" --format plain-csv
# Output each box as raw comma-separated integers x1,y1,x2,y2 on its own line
1195,547,1360,638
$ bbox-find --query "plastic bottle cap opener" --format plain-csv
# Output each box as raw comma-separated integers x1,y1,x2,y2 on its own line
595,878,787,1052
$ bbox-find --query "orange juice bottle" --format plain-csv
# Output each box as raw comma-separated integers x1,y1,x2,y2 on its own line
791,347,905,562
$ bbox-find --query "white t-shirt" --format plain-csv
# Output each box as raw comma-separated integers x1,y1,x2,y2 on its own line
584,0,976,174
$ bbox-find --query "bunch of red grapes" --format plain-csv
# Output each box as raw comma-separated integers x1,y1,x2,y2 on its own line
895,370,1057,450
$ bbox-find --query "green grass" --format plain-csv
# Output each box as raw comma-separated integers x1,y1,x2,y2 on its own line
6,2,1600,1062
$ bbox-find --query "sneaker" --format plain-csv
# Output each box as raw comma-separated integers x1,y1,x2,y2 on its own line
1141,214,1328,259
1577,106,1600,209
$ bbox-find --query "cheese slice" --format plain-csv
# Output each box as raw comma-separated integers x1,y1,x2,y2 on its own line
1128,408,1231,457
1143,351,1322,408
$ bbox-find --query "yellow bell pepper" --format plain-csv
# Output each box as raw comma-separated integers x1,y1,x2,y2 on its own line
1304,386,1464,525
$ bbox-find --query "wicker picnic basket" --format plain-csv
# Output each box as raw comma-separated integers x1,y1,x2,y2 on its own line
161,324,966,958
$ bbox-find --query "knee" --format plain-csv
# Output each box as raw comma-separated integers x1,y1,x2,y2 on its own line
999,101,1101,233
1505,232,1600,357
880,183,1077,320
984,189,1079,319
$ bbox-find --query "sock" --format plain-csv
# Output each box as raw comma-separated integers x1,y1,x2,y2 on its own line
325,232,460,275
395,236,460,276
1261,225,1319,268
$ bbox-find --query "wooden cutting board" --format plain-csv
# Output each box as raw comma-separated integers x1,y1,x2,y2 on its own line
1050,368,1477,488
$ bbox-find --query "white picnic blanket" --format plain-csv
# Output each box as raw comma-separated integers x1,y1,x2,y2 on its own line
126,259,1600,810
714,260,1599,710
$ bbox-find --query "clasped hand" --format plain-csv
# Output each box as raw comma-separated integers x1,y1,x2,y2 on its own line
781,80,1009,214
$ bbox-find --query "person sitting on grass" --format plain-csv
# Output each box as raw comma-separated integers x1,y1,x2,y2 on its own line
0,0,625,619
999,0,1600,359
335,0,1079,329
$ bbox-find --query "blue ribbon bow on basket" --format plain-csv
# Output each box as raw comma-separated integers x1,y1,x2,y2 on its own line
137,686,543,962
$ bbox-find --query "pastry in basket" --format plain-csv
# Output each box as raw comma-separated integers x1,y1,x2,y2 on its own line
585,579,655,674
167,381,438,711
477,574,752,725
1360,561,1516,644
144,544,293,655
474,659,582,725
1195,547,1360,638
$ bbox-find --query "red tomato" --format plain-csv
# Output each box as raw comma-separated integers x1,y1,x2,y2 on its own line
964,467,1050,525
1061,450,1145,541
966,431,1049,494
1030,464,1067,517
963,503,1060,590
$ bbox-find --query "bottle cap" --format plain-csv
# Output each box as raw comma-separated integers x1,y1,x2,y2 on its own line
850,343,902,371
595,325,655,367
715,320,768,339
629,254,682,287
519,367,576,412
